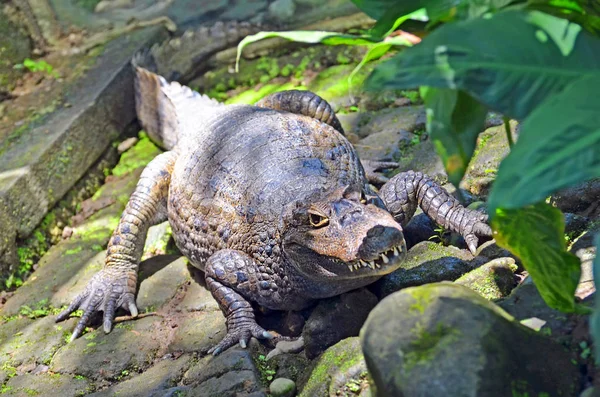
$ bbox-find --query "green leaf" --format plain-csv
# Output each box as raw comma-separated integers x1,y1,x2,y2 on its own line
591,232,600,364
488,74,600,211
491,202,581,312
236,31,379,71
370,8,429,38
366,10,600,120
420,87,487,187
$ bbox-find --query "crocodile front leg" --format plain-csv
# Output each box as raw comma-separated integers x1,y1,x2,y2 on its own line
57,151,177,340
380,170,492,254
204,249,277,356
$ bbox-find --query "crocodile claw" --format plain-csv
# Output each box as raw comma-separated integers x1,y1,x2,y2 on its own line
361,159,400,187
56,269,138,341
208,323,274,356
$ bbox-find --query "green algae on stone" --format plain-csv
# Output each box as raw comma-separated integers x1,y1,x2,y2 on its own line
456,257,518,300
300,337,370,397
110,132,161,177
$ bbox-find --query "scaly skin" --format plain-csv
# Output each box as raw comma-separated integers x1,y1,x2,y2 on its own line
58,64,492,355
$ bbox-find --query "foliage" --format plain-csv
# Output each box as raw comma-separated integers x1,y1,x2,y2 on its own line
14,58,59,78
349,0,600,359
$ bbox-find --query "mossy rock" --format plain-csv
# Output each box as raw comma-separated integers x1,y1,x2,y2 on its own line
361,283,580,397
0,14,31,94
299,337,371,397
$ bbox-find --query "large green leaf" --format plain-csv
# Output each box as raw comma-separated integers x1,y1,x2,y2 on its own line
236,31,381,71
367,10,600,120
420,87,488,187
488,74,600,212
491,203,583,312
591,232,600,363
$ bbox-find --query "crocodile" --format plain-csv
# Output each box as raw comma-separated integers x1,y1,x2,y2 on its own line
57,37,492,357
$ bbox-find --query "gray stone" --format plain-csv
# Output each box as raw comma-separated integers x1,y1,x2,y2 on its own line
168,311,226,354
551,178,600,213
270,377,296,397
497,277,576,341
461,121,517,197
268,0,296,22
475,239,520,265
573,245,595,300
455,257,518,300
0,25,167,276
137,256,190,312
0,135,161,316
221,0,268,21
50,317,161,380
340,106,424,140
4,372,92,397
268,353,309,382
0,316,77,368
0,13,31,94
178,279,220,313
182,348,262,396
303,288,378,359
361,283,580,397
369,241,488,299
396,139,448,184
299,337,370,397
89,354,192,397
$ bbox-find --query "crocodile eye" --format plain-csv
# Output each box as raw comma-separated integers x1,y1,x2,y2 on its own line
309,213,329,228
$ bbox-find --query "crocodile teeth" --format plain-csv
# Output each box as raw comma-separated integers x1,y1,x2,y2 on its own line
368,261,375,269
360,260,368,268
380,253,389,264
375,262,381,269
393,247,399,256
348,265,353,272
354,264,360,270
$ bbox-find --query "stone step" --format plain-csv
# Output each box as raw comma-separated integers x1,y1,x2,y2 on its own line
0,26,168,275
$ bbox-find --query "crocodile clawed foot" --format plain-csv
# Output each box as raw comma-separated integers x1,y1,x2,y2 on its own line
208,323,274,356
361,159,400,187
56,269,138,341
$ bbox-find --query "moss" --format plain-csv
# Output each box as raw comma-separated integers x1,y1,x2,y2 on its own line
111,132,161,177
407,285,436,315
404,323,461,371
225,82,305,105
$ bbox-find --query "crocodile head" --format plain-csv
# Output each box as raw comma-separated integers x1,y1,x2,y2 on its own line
282,185,406,281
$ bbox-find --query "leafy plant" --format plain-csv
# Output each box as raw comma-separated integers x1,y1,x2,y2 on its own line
347,0,600,355
14,58,59,78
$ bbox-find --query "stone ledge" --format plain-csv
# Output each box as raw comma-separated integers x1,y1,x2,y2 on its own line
0,26,168,275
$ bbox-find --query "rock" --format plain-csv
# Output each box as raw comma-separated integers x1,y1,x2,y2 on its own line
455,257,518,300
551,178,600,213
356,128,413,161
564,213,590,238
361,283,580,397
0,13,31,94
221,0,269,21
475,239,520,266
137,255,190,312
182,348,263,395
178,279,221,313
266,337,305,360
268,352,309,382
302,288,378,359
0,135,161,316
395,139,448,184
369,241,488,299
89,354,192,397
294,0,322,6
461,121,517,197
168,310,226,354
0,26,168,277
497,276,577,342
50,317,161,381
268,0,296,22
0,316,77,369
117,136,139,154
3,372,92,396
299,337,370,397
270,377,296,397
402,213,438,249
574,245,596,300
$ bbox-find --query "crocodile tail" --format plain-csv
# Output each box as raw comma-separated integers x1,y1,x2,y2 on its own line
132,20,265,83
133,65,223,150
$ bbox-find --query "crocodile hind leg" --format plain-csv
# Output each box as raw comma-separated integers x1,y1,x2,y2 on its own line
380,170,492,254
204,249,279,356
57,151,177,340
256,90,396,186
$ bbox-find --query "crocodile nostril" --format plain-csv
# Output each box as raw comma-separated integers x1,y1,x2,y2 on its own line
366,225,385,238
